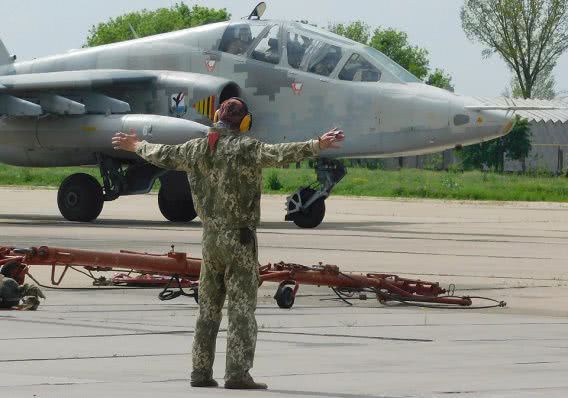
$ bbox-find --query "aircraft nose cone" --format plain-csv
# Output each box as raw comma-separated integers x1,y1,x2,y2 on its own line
467,109,515,136
452,98,516,142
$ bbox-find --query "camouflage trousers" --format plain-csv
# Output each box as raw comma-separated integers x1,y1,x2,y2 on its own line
191,223,260,382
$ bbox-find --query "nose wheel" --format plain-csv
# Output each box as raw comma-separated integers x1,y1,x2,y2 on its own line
286,188,326,229
285,159,346,229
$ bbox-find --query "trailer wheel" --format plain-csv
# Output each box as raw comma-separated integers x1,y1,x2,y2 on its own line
275,286,295,309
57,173,104,222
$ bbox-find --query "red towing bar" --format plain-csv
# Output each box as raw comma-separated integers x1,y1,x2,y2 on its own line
1,245,506,309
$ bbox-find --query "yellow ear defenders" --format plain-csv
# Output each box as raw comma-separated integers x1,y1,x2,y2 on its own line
213,97,253,133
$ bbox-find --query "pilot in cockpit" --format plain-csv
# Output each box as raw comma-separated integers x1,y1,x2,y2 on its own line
264,38,280,64
312,53,339,76
226,28,253,56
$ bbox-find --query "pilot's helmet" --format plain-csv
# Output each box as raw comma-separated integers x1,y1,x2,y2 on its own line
238,28,252,43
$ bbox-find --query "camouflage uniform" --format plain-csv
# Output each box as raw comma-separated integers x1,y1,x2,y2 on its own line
136,127,319,381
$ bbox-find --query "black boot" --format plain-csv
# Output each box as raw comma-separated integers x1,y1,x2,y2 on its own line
190,378,219,388
191,370,218,388
225,373,267,390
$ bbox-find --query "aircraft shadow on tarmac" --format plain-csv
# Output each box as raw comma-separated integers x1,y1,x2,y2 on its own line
0,213,416,232
0,213,203,229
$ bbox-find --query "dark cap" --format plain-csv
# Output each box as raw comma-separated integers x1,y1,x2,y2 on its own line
218,98,248,129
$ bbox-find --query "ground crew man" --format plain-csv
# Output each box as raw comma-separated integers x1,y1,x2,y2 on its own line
112,98,344,390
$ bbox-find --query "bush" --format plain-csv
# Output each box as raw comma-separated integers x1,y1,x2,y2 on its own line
265,171,283,191
423,153,443,170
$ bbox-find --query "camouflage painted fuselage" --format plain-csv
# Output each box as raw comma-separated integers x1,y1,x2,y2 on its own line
0,20,513,167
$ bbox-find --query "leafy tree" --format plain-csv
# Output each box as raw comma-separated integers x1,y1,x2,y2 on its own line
461,0,568,99
511,66,556,99
329,22,453,89
329,21,371,45
369,28,430,80
86,3,230,47
426,68,454,92
460,117,532,171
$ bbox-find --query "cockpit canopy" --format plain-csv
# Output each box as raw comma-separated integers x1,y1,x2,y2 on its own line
217,21,422,84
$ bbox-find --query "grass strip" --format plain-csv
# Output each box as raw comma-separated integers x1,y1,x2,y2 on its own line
1,164,568,202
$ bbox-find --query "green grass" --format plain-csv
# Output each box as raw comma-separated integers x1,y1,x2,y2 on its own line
0,165,101,187
2,164,568,202
262,167,568,202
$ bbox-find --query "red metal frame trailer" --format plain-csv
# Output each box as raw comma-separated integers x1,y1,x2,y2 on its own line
0,245,506,309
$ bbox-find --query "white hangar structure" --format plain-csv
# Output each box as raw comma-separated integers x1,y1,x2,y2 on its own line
478,97,568,173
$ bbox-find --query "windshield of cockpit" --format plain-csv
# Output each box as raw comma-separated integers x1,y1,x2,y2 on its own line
294,23,422,84
364,47,421,83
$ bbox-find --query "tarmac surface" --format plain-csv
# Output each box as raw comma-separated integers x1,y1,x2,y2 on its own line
1,188,568,397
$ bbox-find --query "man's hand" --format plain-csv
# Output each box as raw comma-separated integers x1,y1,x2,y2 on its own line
319,128,345,150
112,131,141,152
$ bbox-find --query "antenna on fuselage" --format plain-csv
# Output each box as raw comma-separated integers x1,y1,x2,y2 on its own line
248,2,267,20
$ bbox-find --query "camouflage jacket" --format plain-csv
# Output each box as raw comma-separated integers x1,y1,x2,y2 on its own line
136,128,319,228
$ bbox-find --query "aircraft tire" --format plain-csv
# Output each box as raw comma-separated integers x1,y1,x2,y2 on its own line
57,173,104,222
158,186,197,222
275,286,295,309
289,188,326,229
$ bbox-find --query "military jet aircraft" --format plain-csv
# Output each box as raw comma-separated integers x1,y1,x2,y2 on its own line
0,3,519,228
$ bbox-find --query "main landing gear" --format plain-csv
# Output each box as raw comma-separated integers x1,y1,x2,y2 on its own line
285,158,346,229
56,155,342,226
57,155,197,223
157,171,197,222
57,173,104,222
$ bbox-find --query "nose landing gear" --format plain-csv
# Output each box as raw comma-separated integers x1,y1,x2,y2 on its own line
285,158,346,228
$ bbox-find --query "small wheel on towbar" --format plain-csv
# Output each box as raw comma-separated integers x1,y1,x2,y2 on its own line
275,285,295,309
57,173,104,222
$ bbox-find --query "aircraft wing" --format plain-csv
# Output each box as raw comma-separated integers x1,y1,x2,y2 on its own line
0,70,158,116
0,69,233,118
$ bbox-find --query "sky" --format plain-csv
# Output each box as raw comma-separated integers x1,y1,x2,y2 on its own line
1,0,567,97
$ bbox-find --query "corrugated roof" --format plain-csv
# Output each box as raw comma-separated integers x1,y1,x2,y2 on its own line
473,97,568,124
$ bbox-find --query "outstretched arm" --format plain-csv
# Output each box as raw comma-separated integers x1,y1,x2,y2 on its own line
256,128,344,168
112,131,198,171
